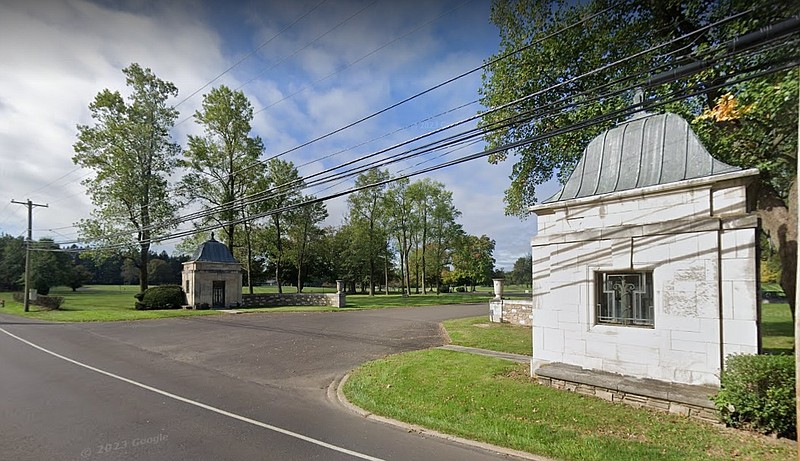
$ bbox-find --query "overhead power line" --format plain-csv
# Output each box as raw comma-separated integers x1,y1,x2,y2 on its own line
52,9,798,251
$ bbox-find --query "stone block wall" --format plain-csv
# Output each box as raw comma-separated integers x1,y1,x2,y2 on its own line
489,299,533,325
241,292,345,308
534,374,719,423
531,180,759,386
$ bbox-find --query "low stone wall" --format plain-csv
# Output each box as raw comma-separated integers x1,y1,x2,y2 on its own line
534,362,719,423
489,299,533,325
241,292,345,308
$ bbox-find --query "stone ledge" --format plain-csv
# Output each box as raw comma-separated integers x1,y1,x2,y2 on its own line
534,362,719,422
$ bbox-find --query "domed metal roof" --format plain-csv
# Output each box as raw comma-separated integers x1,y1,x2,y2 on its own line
544,112,740,203
191,233,238,263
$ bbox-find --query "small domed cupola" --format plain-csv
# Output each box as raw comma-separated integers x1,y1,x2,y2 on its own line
191,232,238,263
544,110,740,203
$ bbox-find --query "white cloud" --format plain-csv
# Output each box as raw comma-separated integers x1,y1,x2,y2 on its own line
0,0,549,272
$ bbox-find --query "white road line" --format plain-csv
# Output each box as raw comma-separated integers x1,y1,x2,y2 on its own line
0,327,385,461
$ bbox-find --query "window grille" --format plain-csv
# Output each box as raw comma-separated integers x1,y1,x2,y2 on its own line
596,272,654,327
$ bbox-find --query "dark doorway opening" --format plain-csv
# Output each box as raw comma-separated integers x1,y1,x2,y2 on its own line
212,281,225,308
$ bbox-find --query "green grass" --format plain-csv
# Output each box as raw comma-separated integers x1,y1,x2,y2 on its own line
761,302,793,354
443,316,531,356
344,350,794,461
0,285,220,322
345,293,491,309
0,285,490,322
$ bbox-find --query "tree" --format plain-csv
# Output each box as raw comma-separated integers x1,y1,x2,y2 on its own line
65,260,93,292
147,258,172,285
385,178,415,295
73,63,181,293
450,234,496,291
178,85,265,258
258,159,304,293
286,199,328,292
509,254,533,287
346,168,391,295
0,235,25,290
480,0,797,312
29,239,71,295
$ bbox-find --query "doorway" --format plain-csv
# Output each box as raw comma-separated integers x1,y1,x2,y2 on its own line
212,281,225,308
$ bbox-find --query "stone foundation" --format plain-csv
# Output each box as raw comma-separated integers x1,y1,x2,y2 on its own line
241,292,345,308
534,362,719,423
489,299,533,325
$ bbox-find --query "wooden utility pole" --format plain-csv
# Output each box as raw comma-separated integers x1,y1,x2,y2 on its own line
11,199,48,312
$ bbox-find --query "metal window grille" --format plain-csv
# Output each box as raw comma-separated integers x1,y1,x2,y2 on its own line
596,272,654,327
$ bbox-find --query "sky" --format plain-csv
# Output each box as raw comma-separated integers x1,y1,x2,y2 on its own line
0,0,557,270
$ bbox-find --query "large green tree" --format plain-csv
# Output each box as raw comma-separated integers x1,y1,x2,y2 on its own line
346,168,391,295
480,0,798,310
29,239,72,295
286,198,328,293
449,234,496,291
178,85,266,254
0,235,25,290
255,158,304,293
73,63,181,292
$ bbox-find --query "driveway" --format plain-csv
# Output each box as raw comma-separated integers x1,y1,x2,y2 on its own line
0,304,516,461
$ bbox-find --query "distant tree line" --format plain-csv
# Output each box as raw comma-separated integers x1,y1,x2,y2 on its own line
0,234,189,294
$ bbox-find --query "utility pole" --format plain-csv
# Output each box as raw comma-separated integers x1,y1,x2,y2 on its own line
11,199,48,312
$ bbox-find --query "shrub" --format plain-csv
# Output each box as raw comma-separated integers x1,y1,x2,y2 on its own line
35,295,64,310
714,354,795,438
136,285,185,310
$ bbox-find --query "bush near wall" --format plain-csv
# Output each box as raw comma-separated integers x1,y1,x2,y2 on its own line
713,354,795,438
134,285,185,310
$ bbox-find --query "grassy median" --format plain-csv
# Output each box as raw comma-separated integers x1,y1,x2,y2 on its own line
343,349,794,461
344,304,794,461
443,315,532,356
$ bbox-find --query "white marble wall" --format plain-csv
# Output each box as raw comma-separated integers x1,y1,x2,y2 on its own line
531,182,758,386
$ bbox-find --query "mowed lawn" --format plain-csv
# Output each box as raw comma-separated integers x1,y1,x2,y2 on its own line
0,284,491,322
345,301,796,461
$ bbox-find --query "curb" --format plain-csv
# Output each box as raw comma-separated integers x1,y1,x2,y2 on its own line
329,372,557,461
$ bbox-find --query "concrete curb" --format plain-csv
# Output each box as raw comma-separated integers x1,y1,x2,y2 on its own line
329,372,557,461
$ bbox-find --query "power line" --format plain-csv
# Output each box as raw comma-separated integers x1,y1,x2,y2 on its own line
53,10,797,251
173,0,329,110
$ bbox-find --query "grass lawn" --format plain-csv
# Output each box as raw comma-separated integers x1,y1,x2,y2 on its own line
762,302,793,354
0,285,490,322
0,285,220,322
443,316,531,356
343,349,795,461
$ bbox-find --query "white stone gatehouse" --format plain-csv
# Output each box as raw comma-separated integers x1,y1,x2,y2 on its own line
529,110,760,387
182,234,242,309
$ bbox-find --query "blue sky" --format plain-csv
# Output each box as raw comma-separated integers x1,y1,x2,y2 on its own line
0,0,552,269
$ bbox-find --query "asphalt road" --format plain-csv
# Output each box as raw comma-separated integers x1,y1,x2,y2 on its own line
0,304,520,461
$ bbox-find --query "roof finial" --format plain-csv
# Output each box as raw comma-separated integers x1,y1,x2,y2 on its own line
210,232,215,241
633,88,644,106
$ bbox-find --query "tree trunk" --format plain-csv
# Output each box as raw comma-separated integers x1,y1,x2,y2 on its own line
397,236,406,296
139,242,149,293
758,181,797,320
384,249,389,295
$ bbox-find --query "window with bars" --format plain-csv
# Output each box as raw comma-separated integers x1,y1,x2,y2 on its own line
595,271,654,327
